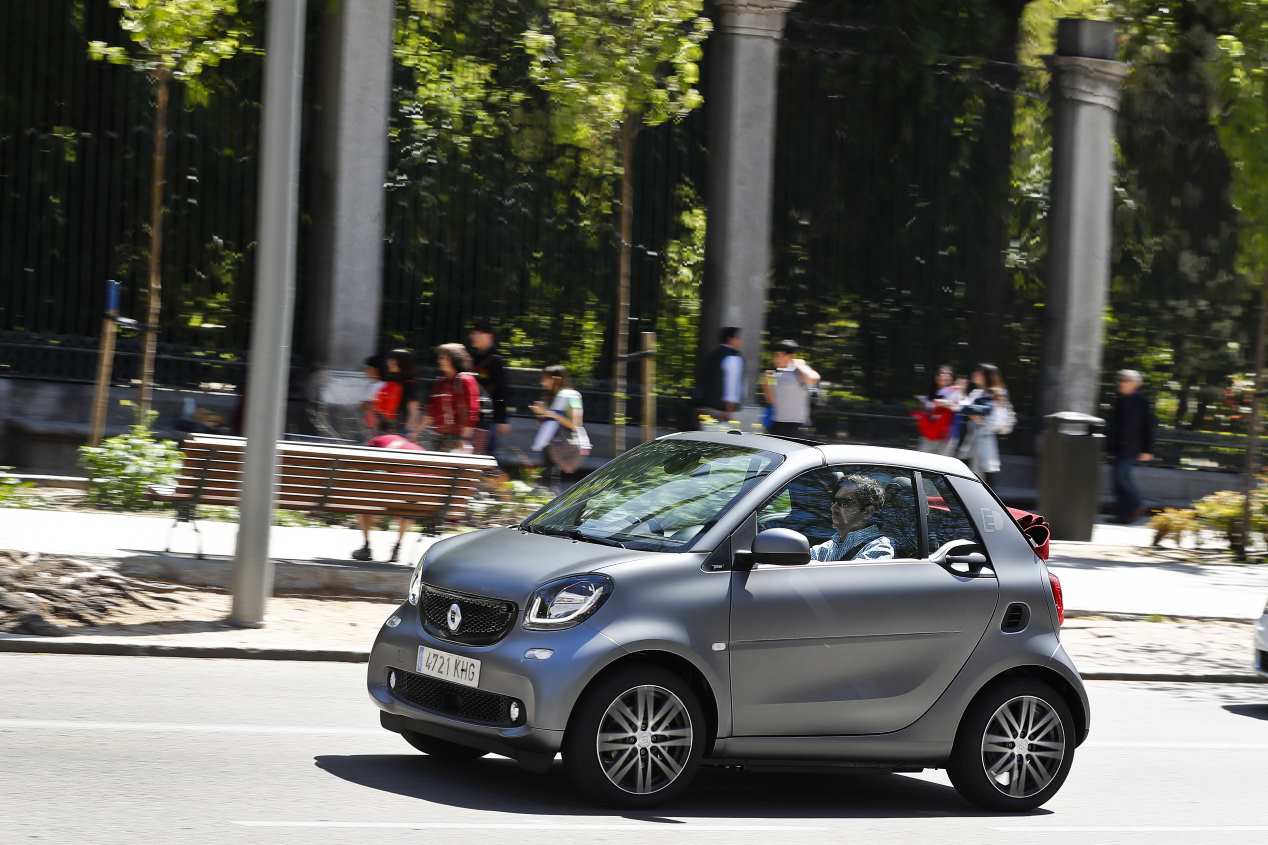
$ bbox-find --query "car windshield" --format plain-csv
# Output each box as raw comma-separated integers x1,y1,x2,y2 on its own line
523,439,782,552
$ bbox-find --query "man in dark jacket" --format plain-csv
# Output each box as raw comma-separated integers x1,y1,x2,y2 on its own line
1107,369,1156,523
694,326,744,427
469,318,509,456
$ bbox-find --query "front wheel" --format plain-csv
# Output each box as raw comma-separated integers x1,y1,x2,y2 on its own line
563,664,706,808
948,678,1076,812
401,730,487,762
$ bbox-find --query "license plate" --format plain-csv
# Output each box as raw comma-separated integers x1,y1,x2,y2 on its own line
417,646,481,688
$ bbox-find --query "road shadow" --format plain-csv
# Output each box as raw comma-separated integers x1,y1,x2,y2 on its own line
314,753,1049,820
1223,703,1268,721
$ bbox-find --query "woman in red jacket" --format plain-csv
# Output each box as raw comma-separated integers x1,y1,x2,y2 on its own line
424,343,480,452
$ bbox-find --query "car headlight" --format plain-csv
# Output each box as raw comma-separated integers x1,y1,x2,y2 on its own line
524,574,613,630
407,554,427,606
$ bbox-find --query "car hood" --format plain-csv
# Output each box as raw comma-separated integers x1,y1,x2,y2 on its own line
420,526,646,603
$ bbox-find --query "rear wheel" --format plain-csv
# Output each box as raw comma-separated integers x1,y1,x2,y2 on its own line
563,664,706,808
948,678,1075,812
401,730,487,762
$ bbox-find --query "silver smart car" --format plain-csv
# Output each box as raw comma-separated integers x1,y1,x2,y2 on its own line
367,431,1087,810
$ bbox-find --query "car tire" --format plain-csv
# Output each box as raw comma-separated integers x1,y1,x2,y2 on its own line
563,663,706,809
948,677,1076,812
401,730,488,762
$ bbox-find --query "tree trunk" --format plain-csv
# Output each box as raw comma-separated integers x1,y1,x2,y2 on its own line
1239,280,1268,561
972,0,1031,363
138,69,170,420
612,119,637,455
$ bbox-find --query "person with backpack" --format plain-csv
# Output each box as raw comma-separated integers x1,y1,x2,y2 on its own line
468,318,508,456
423,343,481,453
958,363,1012,488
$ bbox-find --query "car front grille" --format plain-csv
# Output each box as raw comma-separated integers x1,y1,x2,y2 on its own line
419,582,517,646
390,668,517,726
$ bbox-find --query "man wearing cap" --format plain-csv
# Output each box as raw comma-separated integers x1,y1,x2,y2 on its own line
1107,369,1155,524
763,339,820,437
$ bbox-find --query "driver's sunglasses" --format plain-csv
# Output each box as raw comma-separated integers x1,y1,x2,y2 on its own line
831,497,857,511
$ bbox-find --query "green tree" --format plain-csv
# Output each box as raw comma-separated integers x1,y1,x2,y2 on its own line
87,0,249,417
1210,0,1268,557
523,1,710,452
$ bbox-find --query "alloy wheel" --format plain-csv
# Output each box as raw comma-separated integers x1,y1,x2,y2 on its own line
595,684,694,795
980,694,1067,799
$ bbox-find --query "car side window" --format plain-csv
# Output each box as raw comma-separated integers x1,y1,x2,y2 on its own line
756,466,919,561
922,473,983,552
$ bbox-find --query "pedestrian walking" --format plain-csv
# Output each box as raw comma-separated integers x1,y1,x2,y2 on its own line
469,318,509,456
694,326,745,426
763,339,820,437
423,343,481,453
361,353,404,434
530,365,590,490
1107,369,1156,524
351,432,423,563
958,364,1014,488
913,364,962,455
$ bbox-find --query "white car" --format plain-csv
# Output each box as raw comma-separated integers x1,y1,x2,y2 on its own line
1257,599,1268,679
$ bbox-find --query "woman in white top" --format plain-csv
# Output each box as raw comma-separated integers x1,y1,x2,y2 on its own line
530,365,589,490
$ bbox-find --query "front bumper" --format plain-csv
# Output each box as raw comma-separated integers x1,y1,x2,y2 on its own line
367,602,617,770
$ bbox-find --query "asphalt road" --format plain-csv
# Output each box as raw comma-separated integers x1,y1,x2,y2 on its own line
0,655,1264,845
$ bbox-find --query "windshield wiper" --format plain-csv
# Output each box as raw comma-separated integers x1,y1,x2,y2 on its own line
567,529,626,549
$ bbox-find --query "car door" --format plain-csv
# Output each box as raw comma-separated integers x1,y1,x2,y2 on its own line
729,466,999,736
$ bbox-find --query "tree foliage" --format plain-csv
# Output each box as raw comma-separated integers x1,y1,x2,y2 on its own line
87,0,249,101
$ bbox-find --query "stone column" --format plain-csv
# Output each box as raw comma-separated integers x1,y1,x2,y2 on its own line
699,1,799,404
304,0,393,434
1039,19,1129,417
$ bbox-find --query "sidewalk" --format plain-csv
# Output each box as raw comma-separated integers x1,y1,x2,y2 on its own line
5,507,1266,619
0,587,1259,682
3,505,1268,681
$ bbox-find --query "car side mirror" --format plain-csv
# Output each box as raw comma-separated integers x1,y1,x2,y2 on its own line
929,539,989,574
739,528,811,567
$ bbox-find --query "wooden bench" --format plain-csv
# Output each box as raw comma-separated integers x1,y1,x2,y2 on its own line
150,434,497,558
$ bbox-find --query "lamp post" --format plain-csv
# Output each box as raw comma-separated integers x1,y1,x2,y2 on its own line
230,0,307,627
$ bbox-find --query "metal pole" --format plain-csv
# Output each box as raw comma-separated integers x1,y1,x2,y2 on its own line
641,332,656,443
89,280,121,446
230,0,307,627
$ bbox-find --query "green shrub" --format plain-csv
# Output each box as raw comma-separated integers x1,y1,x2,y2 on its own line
1149,507,1197,547
0,467,34,507
79,424,183,511
1192,485,1268,552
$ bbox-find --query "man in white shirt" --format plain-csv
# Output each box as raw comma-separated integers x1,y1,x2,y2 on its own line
763,339,820,437
695,327,745,425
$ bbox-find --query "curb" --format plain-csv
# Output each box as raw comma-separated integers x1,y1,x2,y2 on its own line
1080,671,1266,684
1065,609,1258,624
1,638,1264,681
0,638,368,663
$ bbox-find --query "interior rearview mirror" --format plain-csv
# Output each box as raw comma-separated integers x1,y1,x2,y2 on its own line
746,528,811,567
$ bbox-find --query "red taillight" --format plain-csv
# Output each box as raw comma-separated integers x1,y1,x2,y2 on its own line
1048,571,1065,625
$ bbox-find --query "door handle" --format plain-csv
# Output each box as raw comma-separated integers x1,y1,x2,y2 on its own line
942,552,991,575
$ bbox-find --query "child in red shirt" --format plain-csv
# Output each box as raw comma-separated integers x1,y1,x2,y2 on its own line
424,343,480,452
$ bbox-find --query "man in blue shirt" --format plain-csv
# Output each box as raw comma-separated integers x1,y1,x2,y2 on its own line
811,474,896,562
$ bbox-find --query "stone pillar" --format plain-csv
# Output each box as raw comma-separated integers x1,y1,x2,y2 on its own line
699,0,799,403
304,0,393,434
1039,19,1128,418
